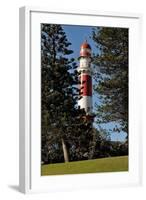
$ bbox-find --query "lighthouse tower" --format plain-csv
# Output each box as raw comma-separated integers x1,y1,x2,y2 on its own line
78,41,93,120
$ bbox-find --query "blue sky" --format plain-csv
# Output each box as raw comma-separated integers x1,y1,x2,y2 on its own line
62,25,127,142
62,25,96,59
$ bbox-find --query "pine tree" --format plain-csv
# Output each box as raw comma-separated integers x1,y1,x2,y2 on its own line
41,24,93,163
92,27,128,136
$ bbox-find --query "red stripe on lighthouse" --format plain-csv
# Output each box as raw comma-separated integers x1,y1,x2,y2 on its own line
80,74,92,96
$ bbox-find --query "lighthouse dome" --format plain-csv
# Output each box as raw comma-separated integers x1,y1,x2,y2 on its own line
80,42,91,49
80,41,91,57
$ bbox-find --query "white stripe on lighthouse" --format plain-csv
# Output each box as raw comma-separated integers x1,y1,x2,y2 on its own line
78,96,92,114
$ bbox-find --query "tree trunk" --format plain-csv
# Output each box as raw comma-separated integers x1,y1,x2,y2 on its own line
88,130,96,160
61,138,69,162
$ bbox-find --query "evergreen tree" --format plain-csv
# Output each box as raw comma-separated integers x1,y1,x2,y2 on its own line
92,27,128,136
41,24,94,163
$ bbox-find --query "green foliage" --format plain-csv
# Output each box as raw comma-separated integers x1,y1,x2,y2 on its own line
92,27,128,134
41,24,95,163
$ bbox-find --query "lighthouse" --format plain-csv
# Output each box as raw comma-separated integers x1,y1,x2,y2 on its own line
78,41,93,120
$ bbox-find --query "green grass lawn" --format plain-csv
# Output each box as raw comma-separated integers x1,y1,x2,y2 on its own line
41,156,128,176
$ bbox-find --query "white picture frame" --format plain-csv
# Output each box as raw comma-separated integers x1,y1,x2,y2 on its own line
19,6,142,194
